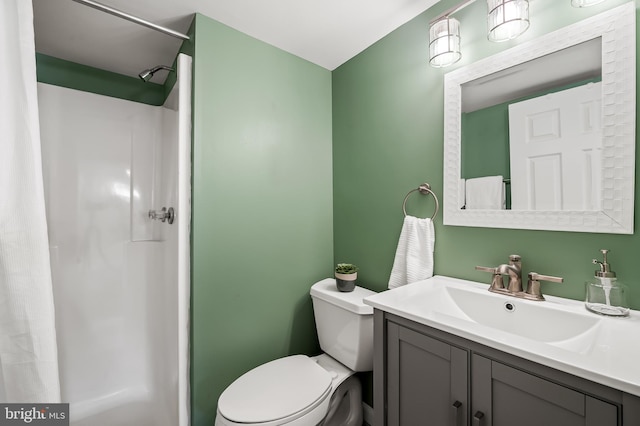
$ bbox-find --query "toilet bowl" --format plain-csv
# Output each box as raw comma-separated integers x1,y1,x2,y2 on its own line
215,354,360,426
215,279,375,426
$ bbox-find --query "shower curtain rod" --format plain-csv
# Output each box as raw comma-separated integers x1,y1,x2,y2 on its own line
72,0,190,41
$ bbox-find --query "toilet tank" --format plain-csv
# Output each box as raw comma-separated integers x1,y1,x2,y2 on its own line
310,279,376,372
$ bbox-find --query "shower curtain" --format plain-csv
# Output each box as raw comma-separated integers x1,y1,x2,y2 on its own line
0,0,61,402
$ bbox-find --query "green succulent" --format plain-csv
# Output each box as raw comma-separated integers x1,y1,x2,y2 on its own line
335,263,358,274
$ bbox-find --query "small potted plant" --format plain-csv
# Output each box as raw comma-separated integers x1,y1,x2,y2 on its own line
335,263,358,292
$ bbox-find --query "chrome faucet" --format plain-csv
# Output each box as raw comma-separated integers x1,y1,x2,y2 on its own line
497,254,523,293
475,255,563,301
476,254,522,294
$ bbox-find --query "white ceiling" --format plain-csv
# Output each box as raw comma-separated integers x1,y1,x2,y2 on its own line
33,0,440,84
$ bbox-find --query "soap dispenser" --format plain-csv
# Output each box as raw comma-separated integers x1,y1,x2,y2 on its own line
585,249,629,317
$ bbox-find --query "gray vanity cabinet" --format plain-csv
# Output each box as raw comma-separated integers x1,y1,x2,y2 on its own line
386,322,468,426
374,311,640,426
472,355,617,426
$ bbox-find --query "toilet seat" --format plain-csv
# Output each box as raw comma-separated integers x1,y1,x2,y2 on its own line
217,355,332,425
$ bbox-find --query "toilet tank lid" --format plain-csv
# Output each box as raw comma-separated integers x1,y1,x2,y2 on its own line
310,278,376,315
217,355,331,423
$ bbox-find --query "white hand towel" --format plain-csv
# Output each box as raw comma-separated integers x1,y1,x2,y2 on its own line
388,215,435,289
465,175,505,209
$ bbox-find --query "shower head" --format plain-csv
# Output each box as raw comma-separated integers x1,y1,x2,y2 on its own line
138,65,175,82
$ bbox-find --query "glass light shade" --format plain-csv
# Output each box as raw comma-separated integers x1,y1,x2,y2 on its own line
487,0,530,42
571,0,606,6
429,17,462,68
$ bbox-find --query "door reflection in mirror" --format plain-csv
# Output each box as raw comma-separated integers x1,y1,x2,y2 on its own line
460,39,602,211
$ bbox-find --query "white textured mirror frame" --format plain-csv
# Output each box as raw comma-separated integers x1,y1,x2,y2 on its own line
443,2,636,234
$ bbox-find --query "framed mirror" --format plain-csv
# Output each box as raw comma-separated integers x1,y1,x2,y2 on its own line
443,3,635,234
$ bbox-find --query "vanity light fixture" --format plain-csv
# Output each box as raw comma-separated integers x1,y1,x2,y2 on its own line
487,0,530,42
427,0,474,68
429,16,462,67
428,0,532,68
571,0,607,6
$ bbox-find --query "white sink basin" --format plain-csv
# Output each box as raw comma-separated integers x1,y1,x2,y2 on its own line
444,285,600,343
364,275,640,397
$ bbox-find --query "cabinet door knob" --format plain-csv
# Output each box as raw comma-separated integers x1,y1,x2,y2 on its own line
451,400,462,426
473,411,485,426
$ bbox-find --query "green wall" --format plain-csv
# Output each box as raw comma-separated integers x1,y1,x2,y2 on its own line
461,103,510,180
190,13,333,426
36,53,166,105
333,0,640,307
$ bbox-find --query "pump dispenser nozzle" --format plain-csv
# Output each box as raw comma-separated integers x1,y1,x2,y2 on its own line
593,249,616,278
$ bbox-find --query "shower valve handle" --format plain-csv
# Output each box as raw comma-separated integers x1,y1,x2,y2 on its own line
149,207,175,224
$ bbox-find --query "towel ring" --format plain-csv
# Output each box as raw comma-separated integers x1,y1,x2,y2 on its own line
402,183,439,220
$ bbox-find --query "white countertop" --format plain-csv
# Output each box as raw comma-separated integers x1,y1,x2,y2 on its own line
364,275,640,397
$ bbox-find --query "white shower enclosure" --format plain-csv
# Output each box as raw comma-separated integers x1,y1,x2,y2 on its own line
37,54,192,426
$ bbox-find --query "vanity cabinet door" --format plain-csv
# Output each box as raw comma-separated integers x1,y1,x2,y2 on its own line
386,322,468,426
472,355,618,426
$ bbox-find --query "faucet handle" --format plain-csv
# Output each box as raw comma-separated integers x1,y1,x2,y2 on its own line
524,272,563,301
475,266,506,291
529,272,563,283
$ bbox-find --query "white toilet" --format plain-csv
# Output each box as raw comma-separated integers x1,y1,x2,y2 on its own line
215,278,375,426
